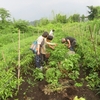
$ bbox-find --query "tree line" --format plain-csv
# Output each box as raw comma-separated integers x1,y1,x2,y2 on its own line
0,6,100,33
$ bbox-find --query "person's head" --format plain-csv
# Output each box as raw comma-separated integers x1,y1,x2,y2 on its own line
46,35,53,42
52,29,55,32
61,38,66,43
42,32,49,38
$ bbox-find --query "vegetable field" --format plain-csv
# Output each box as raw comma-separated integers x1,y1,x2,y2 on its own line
0,20,100,100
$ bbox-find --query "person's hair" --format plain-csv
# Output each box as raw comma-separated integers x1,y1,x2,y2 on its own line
52,29,55,32
42,32,49,38
47,35,53,40
61,38,66,43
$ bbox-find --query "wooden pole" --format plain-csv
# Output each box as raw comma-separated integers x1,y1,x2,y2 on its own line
18,30,20,90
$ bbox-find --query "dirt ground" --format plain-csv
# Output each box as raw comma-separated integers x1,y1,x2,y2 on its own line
8,68,100,100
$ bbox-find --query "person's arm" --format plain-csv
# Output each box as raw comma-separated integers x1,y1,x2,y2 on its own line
48,44,55,50
46,41,56,46
37,44,41,55
67,39,71,48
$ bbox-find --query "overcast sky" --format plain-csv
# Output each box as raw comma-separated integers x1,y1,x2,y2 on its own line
0,0,100,21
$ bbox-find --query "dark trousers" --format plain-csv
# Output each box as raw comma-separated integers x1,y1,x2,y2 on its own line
70,40,76,51
34,53,47,68
34,54,41,68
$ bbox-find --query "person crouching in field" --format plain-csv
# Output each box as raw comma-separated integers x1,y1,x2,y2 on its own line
61,36,76,52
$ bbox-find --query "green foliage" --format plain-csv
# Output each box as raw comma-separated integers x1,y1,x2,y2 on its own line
81,14,85,22
13,19,30,32
1,18,100,98
45,68,62,85
33,68,44,81
61,54,80,80
39,18,49,26
75,82,83,87
62,59,74,71
0,67,22,99
0,20,17,34
74,96,86,100
96,6,100,17
48,44,67,63
0,8,10,23
0,33,38,99
27,78,36,87
72,14,80,22
85,72,100,89
73,21,100,93
96,85,100,95
87,6,98,20
55,13,67,23
67,14,80,23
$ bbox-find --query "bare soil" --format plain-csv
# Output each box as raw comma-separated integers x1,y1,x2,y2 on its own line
8,65,100,100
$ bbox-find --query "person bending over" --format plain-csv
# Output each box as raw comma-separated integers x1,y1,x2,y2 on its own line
61,37,76,51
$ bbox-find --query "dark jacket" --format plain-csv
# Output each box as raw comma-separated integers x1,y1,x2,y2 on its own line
65,37,76,44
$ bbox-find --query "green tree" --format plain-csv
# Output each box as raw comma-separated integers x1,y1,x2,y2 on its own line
39,18,49,26
13,19,29,32
30,20,40,26
87,6,98,20
0,8,10,23
72,14,80,22
67,14,80,23
55,13,67,23
80,14,85,22
95,6,100,18
67,15,73,23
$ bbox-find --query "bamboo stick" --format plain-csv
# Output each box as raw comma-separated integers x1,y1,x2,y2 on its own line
18,30,20,90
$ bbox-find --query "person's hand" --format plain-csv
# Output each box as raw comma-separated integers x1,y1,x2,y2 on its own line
68,45,71,48
65,44,71,48
65,44,68,47
51,46,55,49
54,43,57,46
37,51,40,55
50,45,55,50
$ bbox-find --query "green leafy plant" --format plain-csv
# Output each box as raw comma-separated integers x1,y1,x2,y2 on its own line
48,44,67,64
33,68,44,81
74,96,86,100
75,82,83,87
0,67,22,99
45,68,62,86
85,72,100,89
96,85,100,95
61,54,80,80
